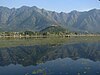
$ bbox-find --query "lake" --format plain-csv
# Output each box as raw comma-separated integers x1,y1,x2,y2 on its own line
0,37,100,75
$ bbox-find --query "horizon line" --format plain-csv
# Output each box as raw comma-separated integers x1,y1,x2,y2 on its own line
0,5,100,13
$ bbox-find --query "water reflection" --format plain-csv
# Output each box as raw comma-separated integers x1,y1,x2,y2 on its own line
0,42,100,75
36,58,100,75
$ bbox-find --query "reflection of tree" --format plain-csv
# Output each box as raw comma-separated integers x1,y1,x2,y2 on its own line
0,43,99,66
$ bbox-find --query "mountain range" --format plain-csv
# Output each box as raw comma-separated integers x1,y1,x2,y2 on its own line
0,6,100,33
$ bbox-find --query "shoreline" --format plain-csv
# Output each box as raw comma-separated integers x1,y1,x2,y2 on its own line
0,34,100,38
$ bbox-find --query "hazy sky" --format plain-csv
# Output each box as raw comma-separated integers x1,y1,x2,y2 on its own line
0,0,100,12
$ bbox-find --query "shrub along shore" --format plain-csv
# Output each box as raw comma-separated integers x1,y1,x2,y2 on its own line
0,31,100,38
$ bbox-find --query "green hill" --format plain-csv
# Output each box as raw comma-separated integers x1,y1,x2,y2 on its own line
40,25,67,33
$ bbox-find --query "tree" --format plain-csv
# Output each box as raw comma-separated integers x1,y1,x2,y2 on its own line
24,31,34,36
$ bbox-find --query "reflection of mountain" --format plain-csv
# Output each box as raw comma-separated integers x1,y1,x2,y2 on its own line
0,43,100,66
41,43,100,62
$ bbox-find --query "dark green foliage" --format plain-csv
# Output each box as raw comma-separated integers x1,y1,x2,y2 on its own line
24,31,34,36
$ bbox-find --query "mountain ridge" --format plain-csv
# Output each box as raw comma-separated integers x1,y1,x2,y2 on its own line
0,6,100,33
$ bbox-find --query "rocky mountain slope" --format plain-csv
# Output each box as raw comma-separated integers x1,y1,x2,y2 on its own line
0,6,100,33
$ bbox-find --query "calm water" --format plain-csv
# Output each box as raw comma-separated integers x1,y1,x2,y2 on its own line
0,37,100,75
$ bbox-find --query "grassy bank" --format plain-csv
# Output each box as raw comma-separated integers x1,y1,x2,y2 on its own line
0,36,100,48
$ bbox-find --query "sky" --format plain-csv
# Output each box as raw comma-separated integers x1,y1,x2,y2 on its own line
0,0,100,13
